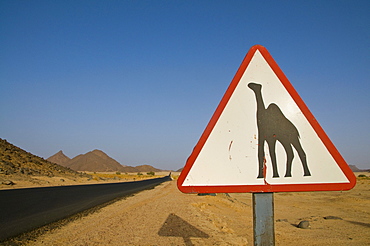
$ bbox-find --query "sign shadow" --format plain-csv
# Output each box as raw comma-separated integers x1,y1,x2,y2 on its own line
158,213,209,246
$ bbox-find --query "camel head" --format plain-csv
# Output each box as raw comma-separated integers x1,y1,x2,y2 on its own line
247,82,262,92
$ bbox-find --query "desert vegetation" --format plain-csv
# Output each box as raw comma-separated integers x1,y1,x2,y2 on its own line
87,172,164,181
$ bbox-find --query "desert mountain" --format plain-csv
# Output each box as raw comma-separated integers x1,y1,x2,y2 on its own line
62,149,126,172
349,165,369,172
0,138,88,179
121,166,140,173
47,150,71,165
48,150,171,173
135,165,162,172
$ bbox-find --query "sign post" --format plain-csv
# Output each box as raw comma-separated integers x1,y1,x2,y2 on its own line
177,45,356,245
253,193,274,246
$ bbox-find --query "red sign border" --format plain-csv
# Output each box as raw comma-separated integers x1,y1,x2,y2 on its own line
177,45,356,193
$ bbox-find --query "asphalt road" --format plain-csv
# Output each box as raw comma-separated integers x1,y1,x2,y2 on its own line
0,175,171,241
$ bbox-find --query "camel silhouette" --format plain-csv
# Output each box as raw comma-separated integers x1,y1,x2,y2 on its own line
247,82,311,178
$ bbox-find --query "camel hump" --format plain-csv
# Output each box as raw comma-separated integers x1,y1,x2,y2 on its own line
266,103,300,137
266,103,283,116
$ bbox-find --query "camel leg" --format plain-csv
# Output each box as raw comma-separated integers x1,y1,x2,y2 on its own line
267,140,279,178
281,142,294,177
257,137,265,179
292,140,311,176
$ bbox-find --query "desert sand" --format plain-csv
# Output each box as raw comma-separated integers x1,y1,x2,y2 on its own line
0,172,172,190
5,173,367,246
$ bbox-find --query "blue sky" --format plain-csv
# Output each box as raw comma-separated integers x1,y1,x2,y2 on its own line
1,0,369,170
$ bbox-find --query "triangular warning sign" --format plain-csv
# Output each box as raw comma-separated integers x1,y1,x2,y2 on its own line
178,45,356,193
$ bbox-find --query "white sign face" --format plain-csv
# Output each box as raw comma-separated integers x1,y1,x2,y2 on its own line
178,45,355,193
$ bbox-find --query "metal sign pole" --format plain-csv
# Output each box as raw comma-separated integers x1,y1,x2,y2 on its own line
253,192,275,246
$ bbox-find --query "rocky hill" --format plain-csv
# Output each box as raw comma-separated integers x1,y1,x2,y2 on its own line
48,150,169,173
121,166,140,173
61,150,126,172
135,165,162,173
0,138,89,183
47,150,70,165
349,165,370,172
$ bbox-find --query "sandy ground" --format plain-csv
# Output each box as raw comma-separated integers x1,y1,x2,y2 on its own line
9,173,368,246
